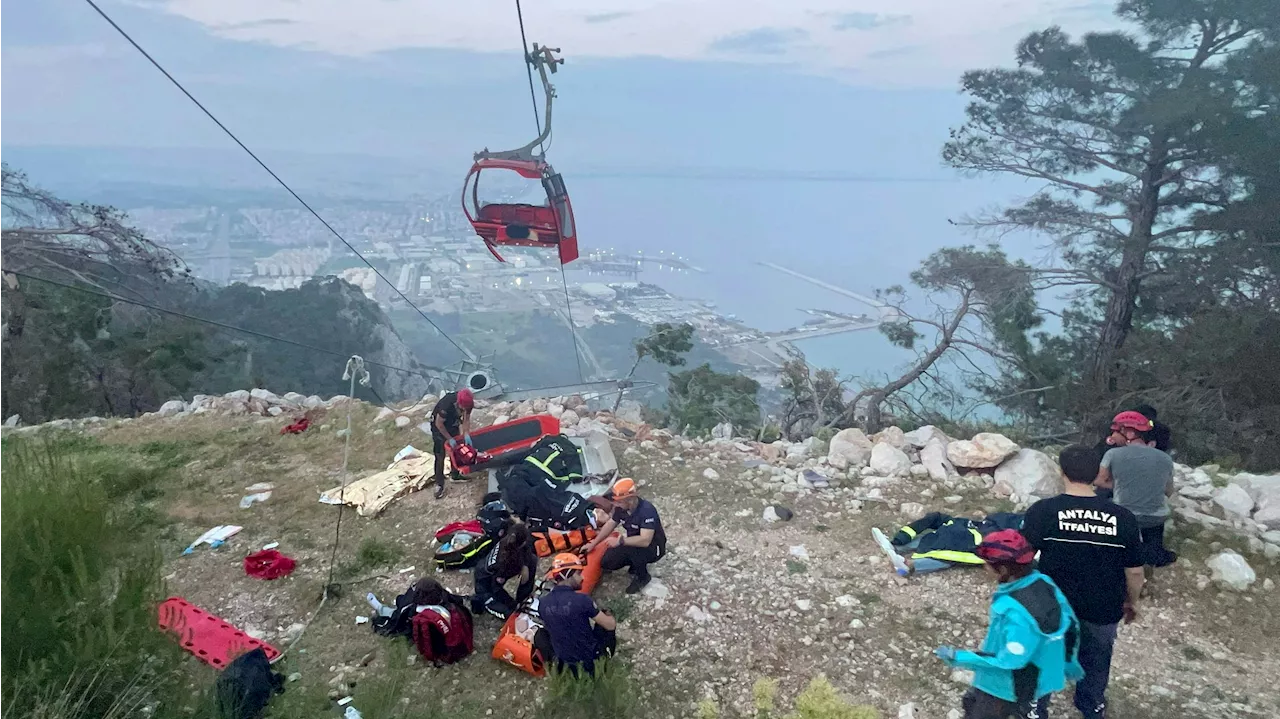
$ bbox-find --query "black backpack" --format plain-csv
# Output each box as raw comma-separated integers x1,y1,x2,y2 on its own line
215,648,284,719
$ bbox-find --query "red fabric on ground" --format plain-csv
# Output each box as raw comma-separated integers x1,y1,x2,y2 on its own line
243,549,297,580
281,417,310,435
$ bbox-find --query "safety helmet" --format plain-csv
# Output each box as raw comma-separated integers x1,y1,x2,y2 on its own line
611,477,638,500
1111,410,1153,432
456,388,475,410
975,529,1036,565
477,499,512,537
546,552,586,581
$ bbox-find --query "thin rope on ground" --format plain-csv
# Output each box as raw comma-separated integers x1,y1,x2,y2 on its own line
81,0,472,361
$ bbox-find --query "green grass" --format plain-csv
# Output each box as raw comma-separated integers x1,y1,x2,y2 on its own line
786,560,809,575
1,436,193,718
338,537,404,578
544,658,635,718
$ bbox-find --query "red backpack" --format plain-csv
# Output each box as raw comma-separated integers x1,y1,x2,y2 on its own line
411,603,474,665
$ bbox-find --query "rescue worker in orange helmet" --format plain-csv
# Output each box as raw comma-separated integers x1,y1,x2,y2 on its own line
581,478,667,594
537,553,617,678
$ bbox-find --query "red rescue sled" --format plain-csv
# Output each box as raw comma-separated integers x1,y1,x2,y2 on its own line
462,44,579,265
448,413,560,474
157,596,280,669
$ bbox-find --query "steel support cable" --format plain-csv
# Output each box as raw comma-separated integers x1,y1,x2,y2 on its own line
515,0,582,381
82,0,472,361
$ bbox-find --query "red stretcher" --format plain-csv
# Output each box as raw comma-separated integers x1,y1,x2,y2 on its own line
157,596,281,669
448,414,560,475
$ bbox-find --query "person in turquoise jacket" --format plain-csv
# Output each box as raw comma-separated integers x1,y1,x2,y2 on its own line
936,529,1084,719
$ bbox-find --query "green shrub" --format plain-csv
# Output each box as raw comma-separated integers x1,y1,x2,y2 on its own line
544,658,633,718
753,677,778,718
786,676,879,719
1,441,179,718
696,697,721,719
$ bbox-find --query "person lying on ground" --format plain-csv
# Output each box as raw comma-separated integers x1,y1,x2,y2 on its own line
431,388,474,499
538,553,617,679
370,577,469,638
1022,444,1144,719
1096,411,1178,580
581,478,667,594
871,511,1024,578
472,521,538,620
936,530,1084,719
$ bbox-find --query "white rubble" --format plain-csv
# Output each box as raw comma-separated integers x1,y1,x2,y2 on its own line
157,400,188,418
1212,484,1256,521
919,439,955,483
904,425,951,448
870,443,912,477
1206,550,1257,591
872,426,908,449
994,449,1063,502
827,428,874,470
947,432,1019,469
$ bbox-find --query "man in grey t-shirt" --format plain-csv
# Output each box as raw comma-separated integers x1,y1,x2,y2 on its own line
1097,411,1178,580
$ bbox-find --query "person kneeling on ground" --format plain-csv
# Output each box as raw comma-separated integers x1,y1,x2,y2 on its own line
538,553,617,678
936,530,1083,719
472,521,538,620
581,478,667,594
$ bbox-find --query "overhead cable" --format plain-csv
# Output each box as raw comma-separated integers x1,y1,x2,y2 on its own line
81,0,472,360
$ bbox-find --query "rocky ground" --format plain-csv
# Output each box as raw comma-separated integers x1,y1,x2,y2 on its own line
7,390,1280,718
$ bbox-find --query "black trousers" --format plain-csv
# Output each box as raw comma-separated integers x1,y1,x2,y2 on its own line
1137,520,1177,567
431,431,459,489
600,543,664,579
554,625,617,678
961,688,1048,719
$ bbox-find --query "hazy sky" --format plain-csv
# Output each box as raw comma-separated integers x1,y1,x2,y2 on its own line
4,0,1124,169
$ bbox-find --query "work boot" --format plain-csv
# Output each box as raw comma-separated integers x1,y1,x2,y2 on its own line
449,472,470,482
625,574,651,595
434,485,446,499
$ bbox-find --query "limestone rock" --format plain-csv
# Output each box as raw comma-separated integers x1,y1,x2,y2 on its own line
157,400,188,418
711,422,734,440
250,388,281,404
994,449,1062,501
1212,484,1255,521
919,439,955,483
394,416,412,429
559,410,580,428
702,468,721,480
1231,473,1280,527
828,428,874,470
899,501,926,518
373,407,395,424
1206,550,1257,591
870,443,912,477
947,433,1019,469
904,425,952,448
872,426,907,449
616,400,644,424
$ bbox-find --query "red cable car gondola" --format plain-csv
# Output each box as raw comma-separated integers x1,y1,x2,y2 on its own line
462,44,579,265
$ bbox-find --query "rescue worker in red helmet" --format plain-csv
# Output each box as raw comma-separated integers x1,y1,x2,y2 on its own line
936,530,1083,719
1096,411,1177,585
431,387,475,499
538,553,617,677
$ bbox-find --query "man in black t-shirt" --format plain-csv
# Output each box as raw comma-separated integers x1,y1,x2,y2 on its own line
1022,445,1145,719
430,388,474,499
581,478,667,594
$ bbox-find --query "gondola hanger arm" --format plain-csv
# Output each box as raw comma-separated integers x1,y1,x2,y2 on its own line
474,44,563,163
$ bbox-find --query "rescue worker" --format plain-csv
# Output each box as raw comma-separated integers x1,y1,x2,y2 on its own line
538,553,617,678
936,530,1084,719
431,388,474,499
472,521,538,620
581,478,667,594
872,511,1024,577
1096,410,1178,584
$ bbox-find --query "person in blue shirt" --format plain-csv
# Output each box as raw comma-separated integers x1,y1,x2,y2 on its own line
936,529,1084,719
581,478,667,594
538,553,617,678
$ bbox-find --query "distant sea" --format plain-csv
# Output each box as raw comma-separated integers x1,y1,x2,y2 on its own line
563,174,1021,383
